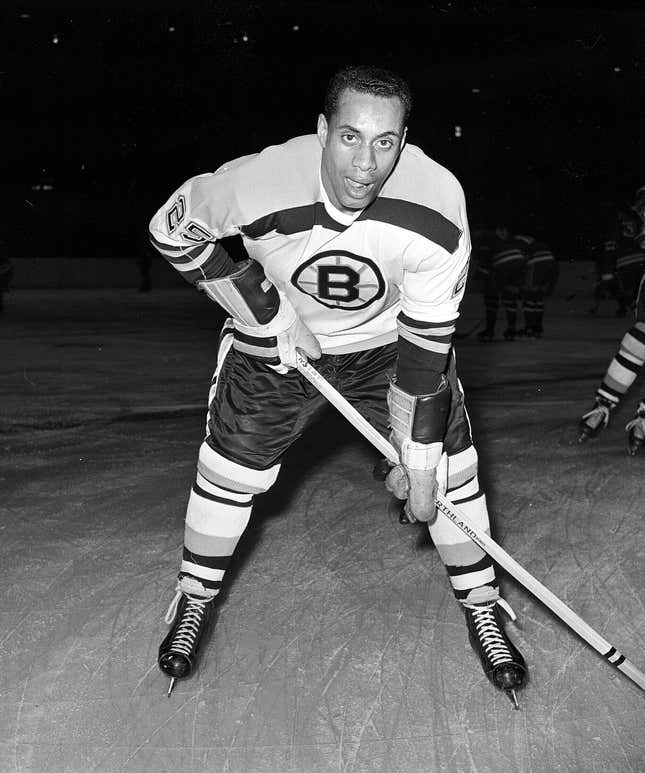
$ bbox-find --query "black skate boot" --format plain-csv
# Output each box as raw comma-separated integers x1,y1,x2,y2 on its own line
463,598,526,708
158,575,215,696
578,396,615,443
625,401,645,456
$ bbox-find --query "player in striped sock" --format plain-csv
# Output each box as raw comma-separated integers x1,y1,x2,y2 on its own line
579,270,645,453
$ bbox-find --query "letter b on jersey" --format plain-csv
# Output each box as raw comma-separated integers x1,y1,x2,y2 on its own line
318,266,360,302
291,250,385,310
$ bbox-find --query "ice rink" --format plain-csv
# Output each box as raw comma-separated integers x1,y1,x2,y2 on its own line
1,285,644,772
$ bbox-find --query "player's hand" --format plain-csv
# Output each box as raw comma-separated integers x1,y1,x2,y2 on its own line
384,447,447,524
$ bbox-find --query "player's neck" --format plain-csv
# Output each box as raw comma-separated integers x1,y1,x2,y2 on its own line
319,172,364,226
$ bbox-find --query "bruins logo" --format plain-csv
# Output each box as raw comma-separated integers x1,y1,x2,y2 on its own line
291,250,385,310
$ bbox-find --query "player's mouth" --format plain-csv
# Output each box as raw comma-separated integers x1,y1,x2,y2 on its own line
344,177,375,197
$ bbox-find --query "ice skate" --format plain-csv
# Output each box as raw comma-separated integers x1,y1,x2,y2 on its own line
158,575,216,695
463,598,527,708
625,401,645,456
578,396,614,443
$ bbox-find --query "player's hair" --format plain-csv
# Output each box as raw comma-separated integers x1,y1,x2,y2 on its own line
323,65,412,125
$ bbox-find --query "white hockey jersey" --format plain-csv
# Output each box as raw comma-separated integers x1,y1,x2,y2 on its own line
149,134,471,356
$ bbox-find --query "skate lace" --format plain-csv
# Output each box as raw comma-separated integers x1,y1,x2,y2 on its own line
164,590,208,657
464,599,516,667
582,403,611,429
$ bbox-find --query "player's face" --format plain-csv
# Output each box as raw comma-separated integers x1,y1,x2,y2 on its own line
317,88,407,213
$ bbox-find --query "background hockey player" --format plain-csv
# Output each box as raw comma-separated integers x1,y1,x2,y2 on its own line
473,226,527,342
589,196,645,317
516,234,559,338
579,187,645,453
149,65,527,704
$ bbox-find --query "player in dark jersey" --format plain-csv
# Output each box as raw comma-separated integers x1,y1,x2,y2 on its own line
516,235,558,338
579,188,645,452
149,66,527,705
474,227,527,342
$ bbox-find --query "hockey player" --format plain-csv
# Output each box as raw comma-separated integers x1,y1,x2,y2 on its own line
149,65,527,704
516,235,558,338
474,227,527,342
579,187,645,453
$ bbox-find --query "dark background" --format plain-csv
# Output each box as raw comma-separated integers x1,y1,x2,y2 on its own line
3,0,644,259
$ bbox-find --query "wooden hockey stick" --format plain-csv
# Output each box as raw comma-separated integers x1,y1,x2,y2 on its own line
295,352,645,693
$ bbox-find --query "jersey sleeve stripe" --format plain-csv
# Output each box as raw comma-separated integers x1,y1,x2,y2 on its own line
165,243,215,272
398,313,457,338
397,327,452,354
398,312,458,327
149,234,185,253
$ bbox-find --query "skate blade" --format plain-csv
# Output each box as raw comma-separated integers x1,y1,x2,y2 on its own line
508,689,520,710
166,677,176,697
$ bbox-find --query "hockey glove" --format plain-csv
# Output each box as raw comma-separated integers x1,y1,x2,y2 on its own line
198,259,321,374
385,378,450,524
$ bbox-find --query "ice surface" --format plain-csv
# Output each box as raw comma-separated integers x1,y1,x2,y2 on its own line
1,288,643,772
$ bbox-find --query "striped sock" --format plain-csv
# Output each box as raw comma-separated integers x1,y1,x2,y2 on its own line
181,472,255,594
428,445,498,604
597,323,645,406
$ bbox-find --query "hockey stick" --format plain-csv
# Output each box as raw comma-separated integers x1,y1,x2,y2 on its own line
295,352,645,693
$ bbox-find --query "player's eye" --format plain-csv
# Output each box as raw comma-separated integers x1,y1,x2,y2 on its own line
377,138,394,149
342,133,357,144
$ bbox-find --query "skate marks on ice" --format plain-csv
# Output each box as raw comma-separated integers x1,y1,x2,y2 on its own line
2,419,639,773
0,292,643,772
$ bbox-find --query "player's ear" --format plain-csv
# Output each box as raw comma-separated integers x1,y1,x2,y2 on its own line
317,114,329,148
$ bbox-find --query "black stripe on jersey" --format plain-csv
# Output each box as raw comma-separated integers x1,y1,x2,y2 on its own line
628,325,645,346
358,197,462,254
149,234,184,253
192,481,252,507
173,240,212,263
615,353,642,374
398,312,458,331
183,548,232,570
445,555,493,577
242,202,346,238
